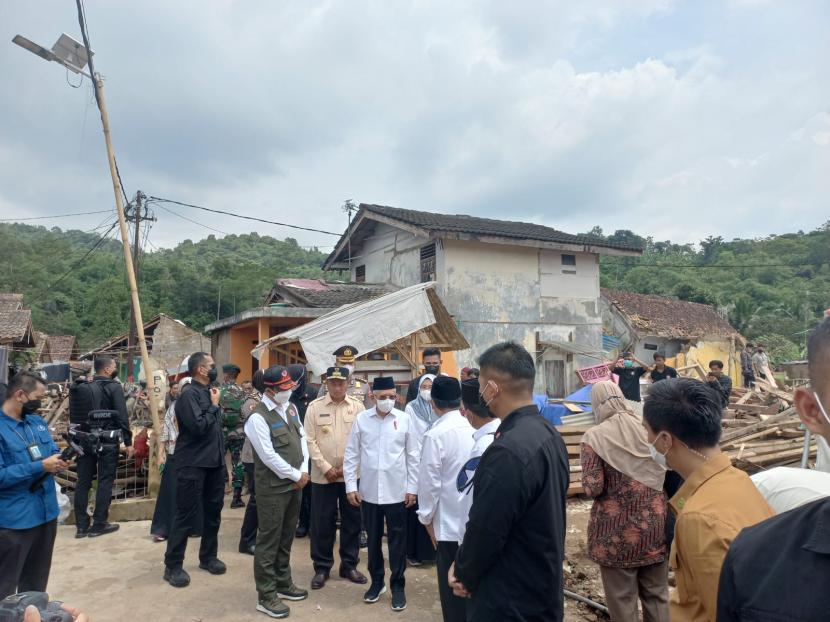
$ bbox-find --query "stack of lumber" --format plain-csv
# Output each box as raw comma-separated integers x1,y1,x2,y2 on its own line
559,425,590,497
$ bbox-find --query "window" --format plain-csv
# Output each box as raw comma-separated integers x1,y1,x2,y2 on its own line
561,254,576,266
644,343,659,351
355,265,366,283
420,243,436,283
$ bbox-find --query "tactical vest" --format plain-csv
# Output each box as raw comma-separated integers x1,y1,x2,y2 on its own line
253,401,304,495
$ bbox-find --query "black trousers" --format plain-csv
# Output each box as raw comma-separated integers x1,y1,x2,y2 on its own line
0,520,58,600
299,478,312,530
743,372,756,388
151,454,177,538
239,462,258,551
164,464,225,569
310,482,360,574
406,503,436,563
74,443,119,529
436,541,467,622
363,500,406,591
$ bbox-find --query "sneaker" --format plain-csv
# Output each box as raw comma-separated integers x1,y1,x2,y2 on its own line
163,567,191,588
75,528,89,539
391,590,407,612
407,558,423,567
363,583,387,603
88,523,120,537
276,585,308,601
256,598,289,619
199,558,227,575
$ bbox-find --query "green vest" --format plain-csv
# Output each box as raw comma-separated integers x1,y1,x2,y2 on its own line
253,401,304,495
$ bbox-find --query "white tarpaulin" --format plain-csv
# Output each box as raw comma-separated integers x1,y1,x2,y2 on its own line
252,282,438,376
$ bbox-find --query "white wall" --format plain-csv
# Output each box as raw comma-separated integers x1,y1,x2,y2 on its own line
350,223,427,287
539,250,599,300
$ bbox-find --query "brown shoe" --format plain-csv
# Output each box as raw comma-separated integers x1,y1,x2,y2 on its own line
339,567,368,584
311,572,329,590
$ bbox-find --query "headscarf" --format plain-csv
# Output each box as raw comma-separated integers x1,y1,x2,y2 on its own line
408,374,437,425
581,381,665,491
287,364,310,423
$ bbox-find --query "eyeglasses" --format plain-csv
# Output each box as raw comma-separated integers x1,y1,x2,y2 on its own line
456,456,482,494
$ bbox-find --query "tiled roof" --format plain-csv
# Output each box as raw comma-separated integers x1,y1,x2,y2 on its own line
602,288,740,339
46,335,76,361
0,307,32,342
0,293,23,312
33,331,49,360
266,279,397,308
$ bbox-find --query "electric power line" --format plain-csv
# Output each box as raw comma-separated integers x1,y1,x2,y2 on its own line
602,260,825,269
0,209,113,222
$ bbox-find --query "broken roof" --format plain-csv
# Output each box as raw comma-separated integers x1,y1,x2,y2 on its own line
264,278,397,308
46,335,77,362
0,293,34,346
602,288,741,340
325,203,643,269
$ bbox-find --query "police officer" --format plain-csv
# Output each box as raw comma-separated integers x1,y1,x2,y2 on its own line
219,363,246,508
244,365,310,618
73,356,132,538
318,346,370,407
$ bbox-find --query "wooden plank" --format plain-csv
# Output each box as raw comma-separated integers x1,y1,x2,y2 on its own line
720,407,798,444
722,427,779,449
726,403,779,415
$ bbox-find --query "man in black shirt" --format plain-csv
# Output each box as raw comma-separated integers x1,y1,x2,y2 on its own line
450,342,569,621
706,360,732,407
74,356,133,538
717,316,830,621
609,352,649,401
405,348,442,404
163,352,226,588
649,353,677,383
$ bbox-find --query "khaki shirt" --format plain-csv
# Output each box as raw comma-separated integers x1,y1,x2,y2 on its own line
304,394,365,484
669,454,774,622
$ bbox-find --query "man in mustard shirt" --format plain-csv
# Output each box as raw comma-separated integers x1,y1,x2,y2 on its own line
304,367,367,590
643,377,773,622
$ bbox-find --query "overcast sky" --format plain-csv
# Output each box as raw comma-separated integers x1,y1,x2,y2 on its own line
1,0,828,251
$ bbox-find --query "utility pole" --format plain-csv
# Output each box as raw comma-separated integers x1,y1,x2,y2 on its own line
126,191,153,380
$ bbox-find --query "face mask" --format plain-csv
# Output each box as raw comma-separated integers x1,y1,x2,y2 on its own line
109,369,119,379
479,380,498,408
207,367,218,383
273,390,292,405
376,397,396,413
424,364,440,375
419,389,433,402
22,399,42,415
623,360,634,368
649,435,668,468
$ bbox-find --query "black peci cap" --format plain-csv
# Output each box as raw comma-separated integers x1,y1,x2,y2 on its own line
460,378,480,407
372,376,395,391
431,375,461,401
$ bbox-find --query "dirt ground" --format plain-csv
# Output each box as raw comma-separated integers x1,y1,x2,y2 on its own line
48,498,605,621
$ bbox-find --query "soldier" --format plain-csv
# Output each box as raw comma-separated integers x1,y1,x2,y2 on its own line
317,346,370,408
219,363,247,509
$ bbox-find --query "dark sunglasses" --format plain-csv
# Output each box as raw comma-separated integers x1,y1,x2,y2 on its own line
456,456,482,494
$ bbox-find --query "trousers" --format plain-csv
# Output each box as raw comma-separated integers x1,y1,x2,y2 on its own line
255,486,302,600
600,561,670,622
164,464,225,569
309,482,360,574
436,541,467,622
239,462,258,551
0,520,58,600
74,443,119,529
363,501,406,591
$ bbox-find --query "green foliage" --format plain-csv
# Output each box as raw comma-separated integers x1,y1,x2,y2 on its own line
592,225,830,362
0,223,327,350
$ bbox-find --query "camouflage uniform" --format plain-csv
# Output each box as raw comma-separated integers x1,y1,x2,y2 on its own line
220,381,247,501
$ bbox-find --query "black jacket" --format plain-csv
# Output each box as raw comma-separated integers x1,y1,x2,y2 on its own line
708,375,733,407
174,380,224,468
92,376,132,446
455,405,569,621
717,497,830,621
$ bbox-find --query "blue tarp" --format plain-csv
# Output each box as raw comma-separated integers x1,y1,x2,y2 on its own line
542,384,594,426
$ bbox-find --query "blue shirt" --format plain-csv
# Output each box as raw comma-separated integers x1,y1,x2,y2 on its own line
0,410,60,529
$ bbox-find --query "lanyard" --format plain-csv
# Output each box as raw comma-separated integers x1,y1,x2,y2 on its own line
3,417,36,447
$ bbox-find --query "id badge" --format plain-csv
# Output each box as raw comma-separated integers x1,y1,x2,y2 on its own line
28,444,43,461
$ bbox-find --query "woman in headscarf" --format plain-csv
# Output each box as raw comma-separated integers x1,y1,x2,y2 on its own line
581,381,669,622
404,374,437,566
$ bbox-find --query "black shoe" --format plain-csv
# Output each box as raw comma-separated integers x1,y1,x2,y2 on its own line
199,558,227,575
391,591,406,612
163,567,191,588
276,585,308,601
230,491,245,509
294,524,308,538
311,572,329,590
256,598,289,619
239,544,255,556
339,567,368,584
88,523,120,537
363,583,386,604
359,530,368,549
75,528,89,539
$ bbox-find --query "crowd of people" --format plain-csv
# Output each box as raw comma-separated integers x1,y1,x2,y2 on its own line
1,315,829,621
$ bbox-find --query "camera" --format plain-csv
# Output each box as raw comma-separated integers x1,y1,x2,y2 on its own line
0,592,72,622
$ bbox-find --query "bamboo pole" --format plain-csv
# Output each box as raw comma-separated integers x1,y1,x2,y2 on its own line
93,75,162,496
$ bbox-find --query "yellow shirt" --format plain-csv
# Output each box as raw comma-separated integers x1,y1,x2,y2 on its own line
669,453,774,622
304,394,365,484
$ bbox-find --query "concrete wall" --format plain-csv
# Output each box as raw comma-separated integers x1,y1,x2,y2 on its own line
350,223,427,286
151,316,209,374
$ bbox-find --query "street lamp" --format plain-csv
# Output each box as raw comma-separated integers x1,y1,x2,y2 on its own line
13,33,93,78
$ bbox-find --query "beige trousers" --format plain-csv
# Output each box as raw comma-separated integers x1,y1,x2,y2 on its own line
600,560,670,622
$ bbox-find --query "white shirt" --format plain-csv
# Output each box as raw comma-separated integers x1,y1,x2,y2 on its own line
416,410,475,542
751,466,830,514
344,407,419,504
458,417,500,542
243,394,309,482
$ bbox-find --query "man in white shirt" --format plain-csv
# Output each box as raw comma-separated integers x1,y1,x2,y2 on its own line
457,378,500,544
244,366,311,619
344,376,418,612
417,376,474,622
751,466,830,514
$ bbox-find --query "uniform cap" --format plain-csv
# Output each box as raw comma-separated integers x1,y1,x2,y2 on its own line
460,378,480,406
262,365,297,391
431,375,461,401
222,363,241,374
372,376,395,391
333,345,359,362
326,367,350,381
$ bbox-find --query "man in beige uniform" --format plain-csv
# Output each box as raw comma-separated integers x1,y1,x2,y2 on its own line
317,345,370,407
305,367,368,589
